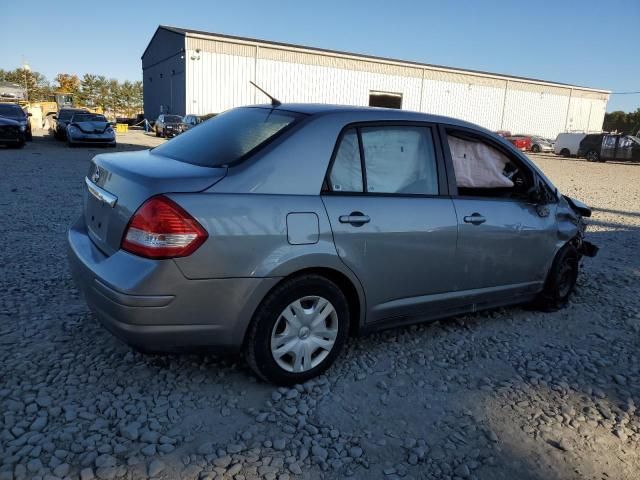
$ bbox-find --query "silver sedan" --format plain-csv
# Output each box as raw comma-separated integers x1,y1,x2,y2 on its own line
67,104,597,384
66,113,116,147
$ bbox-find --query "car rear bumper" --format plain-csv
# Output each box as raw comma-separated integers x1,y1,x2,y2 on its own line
67,216,279,352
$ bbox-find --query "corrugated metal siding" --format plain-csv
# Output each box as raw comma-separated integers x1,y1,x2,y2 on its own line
142,29,184,68
143,56,186,119
255,58,422,109
186,49,255,115
177,34,610,137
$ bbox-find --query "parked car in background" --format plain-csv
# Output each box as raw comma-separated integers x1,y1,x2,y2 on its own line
183,114,201,131
52,108,89,140
154,114,186,138
554,133,586,157
529,135,554,153
68,104,597,384
0,103,32,140
66,113,116,148
506,135,532,151
578,133,640,162
0,116,26,148
495,130,511,138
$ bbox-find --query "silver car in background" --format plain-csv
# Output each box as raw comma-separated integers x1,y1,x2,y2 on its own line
66,113,116,147
530,135,554,153
67,104,597,385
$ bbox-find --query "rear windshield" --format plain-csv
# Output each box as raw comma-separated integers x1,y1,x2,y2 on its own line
153,107,304,167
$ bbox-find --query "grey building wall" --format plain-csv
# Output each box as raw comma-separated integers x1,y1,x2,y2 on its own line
142,28,186,119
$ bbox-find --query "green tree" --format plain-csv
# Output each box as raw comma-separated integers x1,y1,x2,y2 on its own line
603,108,640,135
77,74,98,108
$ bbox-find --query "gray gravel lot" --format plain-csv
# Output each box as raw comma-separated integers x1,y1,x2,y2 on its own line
1,130,639,480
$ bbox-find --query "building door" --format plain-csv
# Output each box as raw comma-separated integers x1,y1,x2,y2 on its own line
369,91,402,109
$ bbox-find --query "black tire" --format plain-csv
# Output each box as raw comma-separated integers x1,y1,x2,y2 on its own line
155,128,160,137
531,144,541,153
9,141,25,149
26,132,33,141
530,244,579,311
560,148,570,157
245,274,350,385
585,150,599,162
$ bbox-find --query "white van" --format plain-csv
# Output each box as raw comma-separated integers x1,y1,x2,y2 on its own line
554,133,587,157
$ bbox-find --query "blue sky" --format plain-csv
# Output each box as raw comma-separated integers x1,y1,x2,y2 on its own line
2,0,638,112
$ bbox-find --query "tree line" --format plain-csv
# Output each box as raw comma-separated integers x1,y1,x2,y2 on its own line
0,68,142,117
603,109,640,136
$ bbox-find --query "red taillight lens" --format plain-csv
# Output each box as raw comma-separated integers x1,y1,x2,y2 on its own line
121,195,208,259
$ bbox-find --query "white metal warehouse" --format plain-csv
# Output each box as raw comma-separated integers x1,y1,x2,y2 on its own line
142,25,610,139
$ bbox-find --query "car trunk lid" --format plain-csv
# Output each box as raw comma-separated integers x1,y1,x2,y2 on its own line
84,149,226,255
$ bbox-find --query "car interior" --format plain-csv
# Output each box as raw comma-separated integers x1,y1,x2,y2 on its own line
446,129,533,200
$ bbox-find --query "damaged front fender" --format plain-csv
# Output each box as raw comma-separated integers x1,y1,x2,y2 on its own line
557,195,598,258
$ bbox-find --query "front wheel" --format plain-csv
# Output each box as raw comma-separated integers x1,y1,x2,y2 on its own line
531,144,541,153
530,244,579,311
585,150,600,162
245,275,350,385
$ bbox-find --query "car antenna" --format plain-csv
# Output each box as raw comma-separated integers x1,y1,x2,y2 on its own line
250,81,281,107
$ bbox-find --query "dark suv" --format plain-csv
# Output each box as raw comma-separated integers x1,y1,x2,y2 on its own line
52,108,89,140
0,103,32,140
154,114,186,138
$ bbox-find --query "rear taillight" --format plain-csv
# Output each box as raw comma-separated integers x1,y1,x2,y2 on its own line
121,195,208,259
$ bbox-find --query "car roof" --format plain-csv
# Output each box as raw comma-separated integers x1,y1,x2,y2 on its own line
248,103,485,130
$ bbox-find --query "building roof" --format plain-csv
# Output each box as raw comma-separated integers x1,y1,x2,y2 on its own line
144,25,609,94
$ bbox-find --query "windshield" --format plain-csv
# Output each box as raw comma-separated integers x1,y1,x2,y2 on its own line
164,115,183,123
0,104,26,119
72,114,106,123
153,107,305,167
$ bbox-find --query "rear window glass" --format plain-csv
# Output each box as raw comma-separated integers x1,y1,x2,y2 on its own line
153,107,304,167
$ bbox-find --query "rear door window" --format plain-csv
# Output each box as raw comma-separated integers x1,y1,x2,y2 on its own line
326,125,440,195
153,107,305,167
328,129,363,192
361,126,439,195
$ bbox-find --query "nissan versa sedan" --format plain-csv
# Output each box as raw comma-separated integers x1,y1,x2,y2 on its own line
67,104,597,385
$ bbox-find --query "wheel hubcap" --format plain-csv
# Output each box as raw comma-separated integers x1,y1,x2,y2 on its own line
270,296,339,373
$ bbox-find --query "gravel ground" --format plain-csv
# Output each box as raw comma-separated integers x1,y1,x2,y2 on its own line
1,129,639,480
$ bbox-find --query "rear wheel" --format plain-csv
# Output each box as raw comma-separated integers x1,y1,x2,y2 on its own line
245,275,349,385
560,148,570,157
530,244,579,311
531,144,541,153
585,150,600,162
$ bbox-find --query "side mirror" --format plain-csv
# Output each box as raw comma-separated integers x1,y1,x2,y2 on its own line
28,113,32,117
52,115,57,120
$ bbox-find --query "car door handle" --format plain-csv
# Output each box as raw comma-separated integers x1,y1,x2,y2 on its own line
463,213,486,225
339,212,370,226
